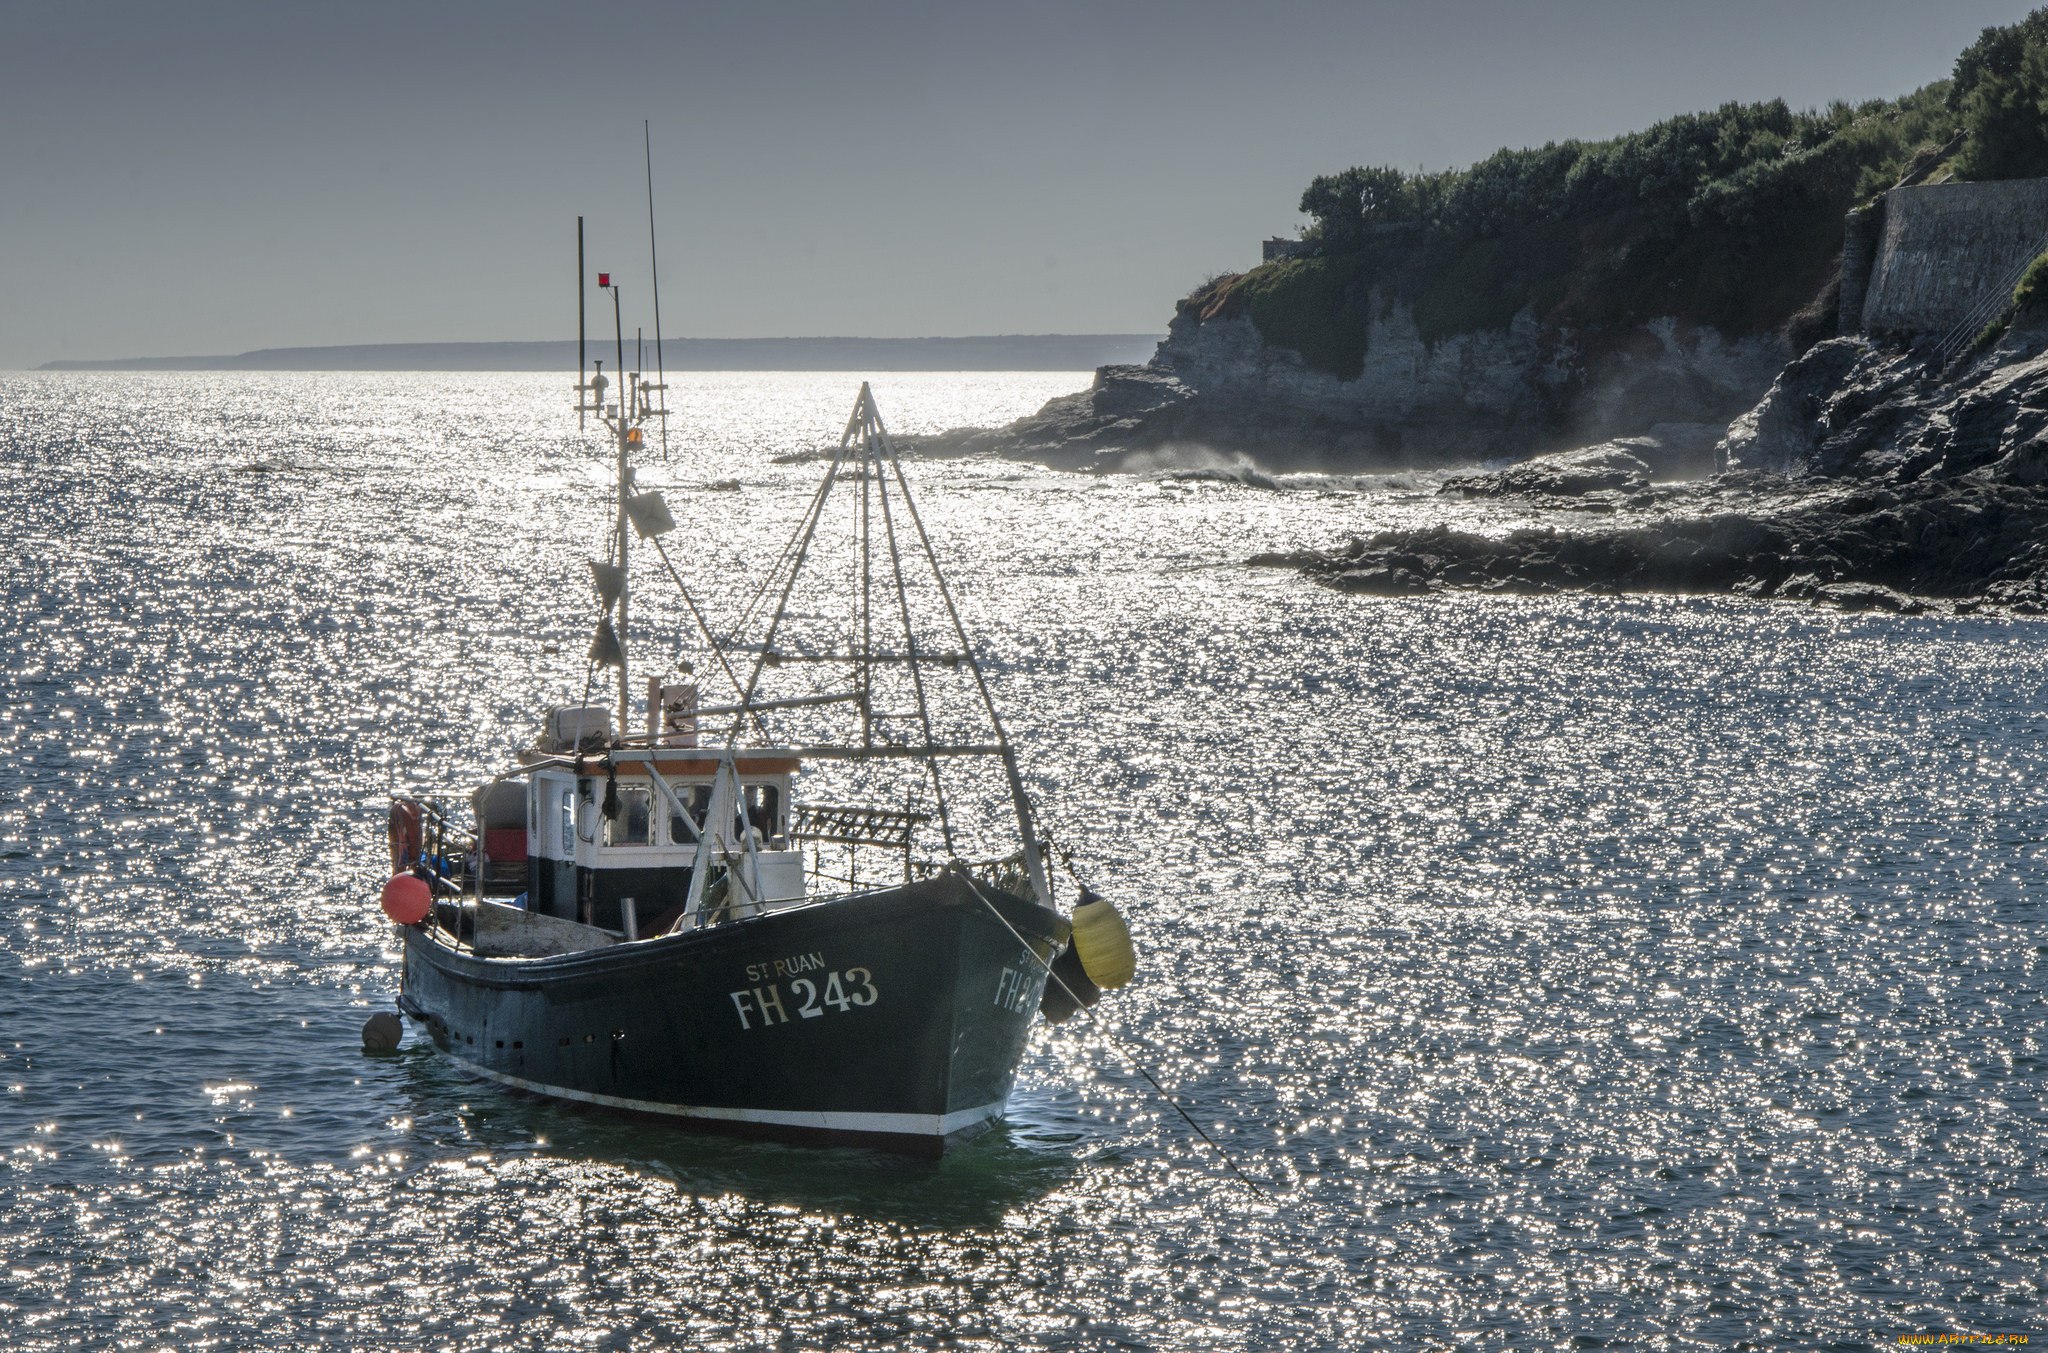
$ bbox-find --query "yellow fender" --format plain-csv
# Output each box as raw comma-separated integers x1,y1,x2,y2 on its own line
1069,890,1135,990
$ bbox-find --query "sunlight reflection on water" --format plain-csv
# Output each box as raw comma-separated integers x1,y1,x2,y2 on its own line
2,371,2046,1349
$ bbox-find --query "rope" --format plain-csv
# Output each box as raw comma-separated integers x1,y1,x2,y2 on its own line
956,871,1278,1207
647,533,768,740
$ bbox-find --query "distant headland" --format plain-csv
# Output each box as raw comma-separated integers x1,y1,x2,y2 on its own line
920,10,2048,476
35,335,1161,373
907,7,2048,615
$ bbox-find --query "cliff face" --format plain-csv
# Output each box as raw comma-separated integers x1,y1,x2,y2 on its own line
1153,298,1785,463
930,296,1787,472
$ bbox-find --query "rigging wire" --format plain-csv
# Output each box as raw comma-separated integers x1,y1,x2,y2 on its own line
731,446,844,643
865,414,958,852
729,397,876,643
575,480,626,723
729,433,856,718
866,396,1050,900
859,421,873,746
956,871,1278,1207
643,121,670,462
646,532,769,739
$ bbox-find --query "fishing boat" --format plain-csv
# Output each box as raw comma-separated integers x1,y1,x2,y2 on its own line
374,210,1134,1155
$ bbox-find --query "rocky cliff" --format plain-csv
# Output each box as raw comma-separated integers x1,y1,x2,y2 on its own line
920,296,1786,473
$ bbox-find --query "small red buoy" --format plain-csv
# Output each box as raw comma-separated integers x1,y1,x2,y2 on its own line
380,874,432,925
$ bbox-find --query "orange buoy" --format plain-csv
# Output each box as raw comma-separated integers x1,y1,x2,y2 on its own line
380,873,432,926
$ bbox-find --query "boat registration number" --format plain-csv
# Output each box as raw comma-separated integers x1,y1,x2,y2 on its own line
729,968,877,1030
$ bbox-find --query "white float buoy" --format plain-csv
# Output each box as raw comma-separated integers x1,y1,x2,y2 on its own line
362,1011,403,1053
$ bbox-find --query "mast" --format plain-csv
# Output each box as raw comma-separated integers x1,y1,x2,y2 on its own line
573,205,686,745
611,279,630,735
576,217,587,432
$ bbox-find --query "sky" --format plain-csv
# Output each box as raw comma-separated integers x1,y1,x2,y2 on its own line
1,0,2041,368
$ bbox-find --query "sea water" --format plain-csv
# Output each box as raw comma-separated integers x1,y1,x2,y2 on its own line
2,371,2044,1349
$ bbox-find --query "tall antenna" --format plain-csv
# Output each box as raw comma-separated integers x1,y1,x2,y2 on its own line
644,121,670,459
576,216,587,431
612,279,629,735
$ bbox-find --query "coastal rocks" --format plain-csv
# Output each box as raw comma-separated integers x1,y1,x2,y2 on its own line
1327,563,1439,596
1436,422,1732,504
1715,337,1945,476
1153,306,1557,462
905,364,1198,470
1440,445,1652,500
1811,581,1927,614
1606,421,1730,480
1570,317,1787,447
1717,339,1878,473
982,364,1193,468
1275,324,2048,612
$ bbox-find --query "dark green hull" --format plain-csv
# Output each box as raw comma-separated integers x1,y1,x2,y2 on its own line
399,873,1065,1155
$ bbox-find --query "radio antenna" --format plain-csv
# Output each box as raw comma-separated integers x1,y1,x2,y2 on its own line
644,121,670,459
576,215,588,431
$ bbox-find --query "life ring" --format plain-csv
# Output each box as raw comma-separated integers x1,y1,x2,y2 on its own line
388,799,424,875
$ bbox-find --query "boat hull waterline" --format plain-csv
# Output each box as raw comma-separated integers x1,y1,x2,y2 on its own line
399,874,1066,1155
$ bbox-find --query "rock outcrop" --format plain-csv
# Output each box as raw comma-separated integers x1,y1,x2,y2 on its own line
1264,321,2048,612
1440,445,1653,503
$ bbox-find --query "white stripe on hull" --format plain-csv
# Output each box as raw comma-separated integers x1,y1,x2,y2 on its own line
444,1053,1006,1140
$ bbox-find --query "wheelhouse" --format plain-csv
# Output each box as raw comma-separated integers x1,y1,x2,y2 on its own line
463,705,807,939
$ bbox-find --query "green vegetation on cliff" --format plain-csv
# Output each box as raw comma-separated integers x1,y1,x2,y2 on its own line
2015,252,2048,311
1197,9,2048,378
1952,9,2048,179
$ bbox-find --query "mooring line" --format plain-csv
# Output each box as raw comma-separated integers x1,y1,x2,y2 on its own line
957,872,1279,1206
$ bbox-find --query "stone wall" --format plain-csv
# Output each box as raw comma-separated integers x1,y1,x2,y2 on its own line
1837,205,1881,335
1855,178,2048,336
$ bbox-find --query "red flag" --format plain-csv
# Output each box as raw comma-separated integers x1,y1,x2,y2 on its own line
597,272,610,288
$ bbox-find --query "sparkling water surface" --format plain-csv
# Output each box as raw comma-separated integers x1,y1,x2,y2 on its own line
2,371,2044,1350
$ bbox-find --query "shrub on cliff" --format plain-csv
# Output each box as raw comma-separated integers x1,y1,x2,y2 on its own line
1949,9,2048,113
1226,256,1375,381
1299,167,1415,247
2013,251,2048,310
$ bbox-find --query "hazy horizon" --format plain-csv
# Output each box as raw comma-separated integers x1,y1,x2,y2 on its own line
3,0,2041,370
30,334,1163,373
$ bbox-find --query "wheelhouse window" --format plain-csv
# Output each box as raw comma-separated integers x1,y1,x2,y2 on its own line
742,783,782,840
603,787,652,846
559,788,576,853
669,784,712,846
